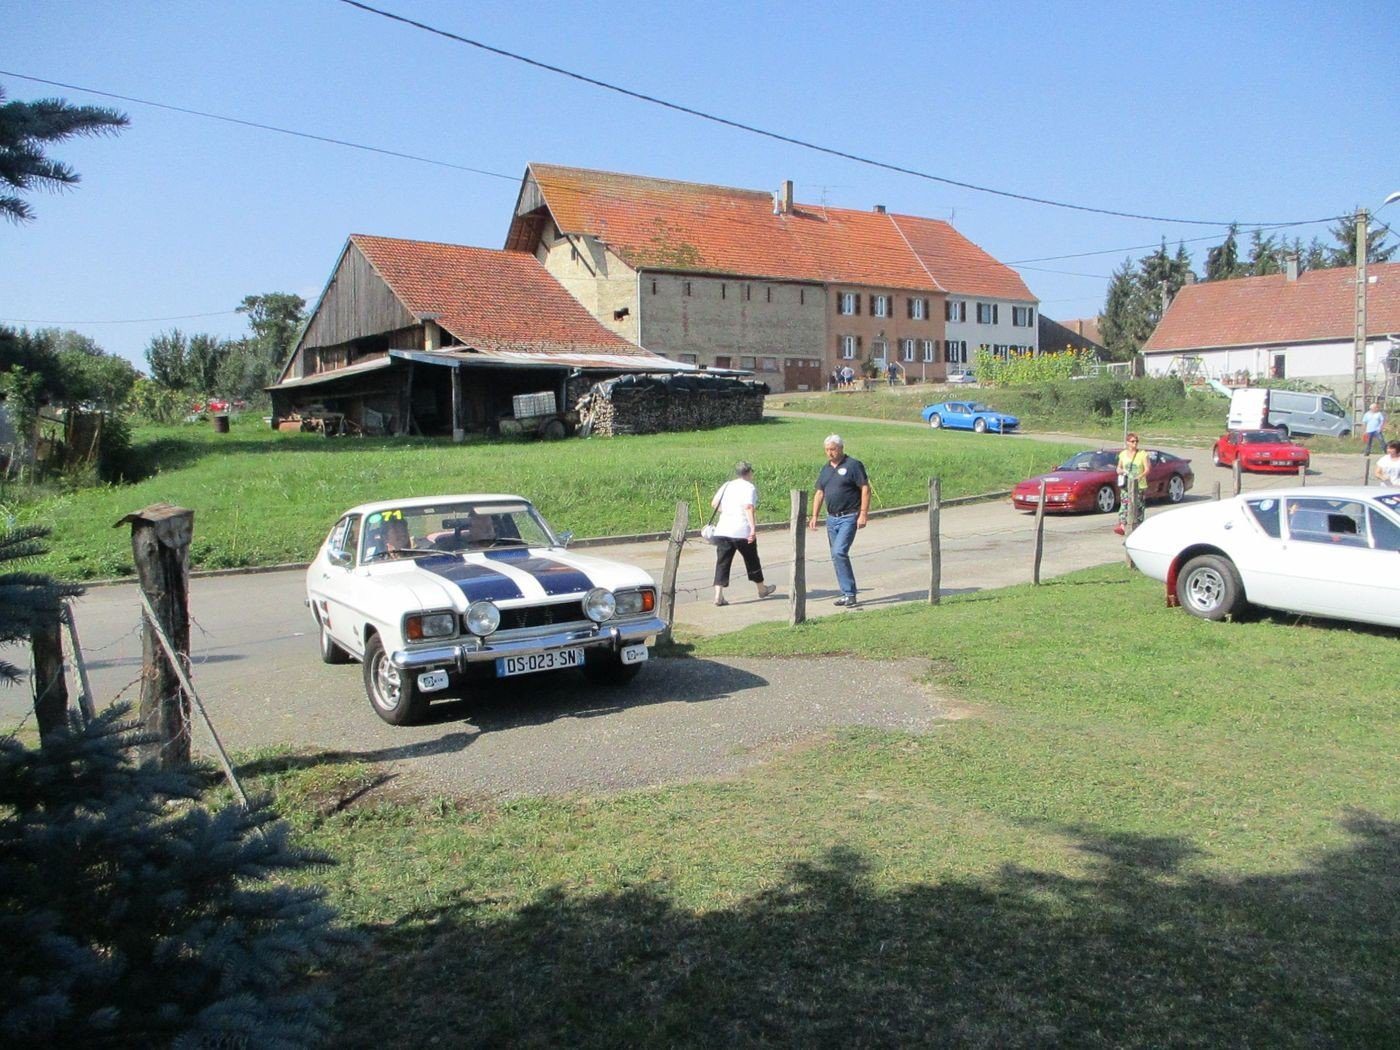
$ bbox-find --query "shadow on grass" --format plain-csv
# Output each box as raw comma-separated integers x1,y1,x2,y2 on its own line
329,813,1397,1047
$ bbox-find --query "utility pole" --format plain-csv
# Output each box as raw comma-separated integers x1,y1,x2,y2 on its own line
1353,207,1368,428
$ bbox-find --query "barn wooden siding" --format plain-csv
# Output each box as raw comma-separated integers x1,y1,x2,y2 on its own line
290,243,416,379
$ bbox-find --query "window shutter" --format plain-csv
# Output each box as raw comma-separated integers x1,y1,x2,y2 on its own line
854,293,861,315
857,336,863,350
993,304,999,325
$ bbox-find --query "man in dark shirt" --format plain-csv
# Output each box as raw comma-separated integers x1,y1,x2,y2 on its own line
808,434,871,606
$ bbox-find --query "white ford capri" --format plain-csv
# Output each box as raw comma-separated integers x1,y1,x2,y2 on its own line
306,494,666,724
1124,486,1400,628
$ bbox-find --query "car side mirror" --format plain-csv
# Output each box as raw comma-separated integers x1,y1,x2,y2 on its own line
328,549,352,568
556,530,574,548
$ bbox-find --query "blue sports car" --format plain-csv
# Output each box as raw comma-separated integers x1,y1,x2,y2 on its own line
920,401,1019,434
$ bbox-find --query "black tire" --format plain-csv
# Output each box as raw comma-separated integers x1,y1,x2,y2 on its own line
1175,554,1245,621
318,620,351,665
1167,474,1187,503
1276,425,1290,439
973,417,988,433
539,417,567,441
362,634,427,725
928,414,943,429
582,649,642,686
1094,484,1119,514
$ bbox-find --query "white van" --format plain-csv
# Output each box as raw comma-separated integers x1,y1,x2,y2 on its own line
1227,388,1351,438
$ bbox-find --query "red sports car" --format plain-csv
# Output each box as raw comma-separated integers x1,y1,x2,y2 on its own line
1012,448,1195,514
1212,429,1310,474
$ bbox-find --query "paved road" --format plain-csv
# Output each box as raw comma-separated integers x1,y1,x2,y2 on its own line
0,437,1367,797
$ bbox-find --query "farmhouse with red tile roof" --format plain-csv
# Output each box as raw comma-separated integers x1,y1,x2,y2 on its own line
508,164,1038,389
1142,262,1400,402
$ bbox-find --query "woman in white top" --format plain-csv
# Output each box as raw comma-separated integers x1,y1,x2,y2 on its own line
1374,440,1400,487
711,461,778,606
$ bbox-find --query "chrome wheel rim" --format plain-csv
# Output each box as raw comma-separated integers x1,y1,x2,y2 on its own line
1184,568,1224,614
370,652,402,711
1096,487,1116,513
1169,476,1185,502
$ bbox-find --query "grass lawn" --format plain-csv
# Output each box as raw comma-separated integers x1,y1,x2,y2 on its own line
249,565,1398,1046
12,414,1085,579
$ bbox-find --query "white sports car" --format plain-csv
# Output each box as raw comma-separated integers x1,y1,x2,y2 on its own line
306,494,666,724
1124,486,1400,627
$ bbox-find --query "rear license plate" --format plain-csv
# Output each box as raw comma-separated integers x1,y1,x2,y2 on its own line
620,644,648,665
417,669,450,692
495,649,584,677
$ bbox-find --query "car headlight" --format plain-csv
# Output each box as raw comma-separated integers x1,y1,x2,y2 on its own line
465,601,501,637
614,588,656,616
406,611,457,641
583,587,617,623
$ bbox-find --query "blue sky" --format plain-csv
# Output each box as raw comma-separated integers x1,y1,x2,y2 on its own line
3,0,1397,368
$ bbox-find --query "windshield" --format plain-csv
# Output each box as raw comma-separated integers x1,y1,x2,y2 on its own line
360,500,556,562
1056,451,1118,472
969,403,994,412
1241,431,1285,445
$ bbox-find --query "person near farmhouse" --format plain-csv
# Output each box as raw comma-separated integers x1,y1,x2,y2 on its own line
808,434,871,607
886,360,901,387
1361,402,1386,456
710,461,777,606
840,364,855,389
1374,440,1400,487
1114,432,1150,536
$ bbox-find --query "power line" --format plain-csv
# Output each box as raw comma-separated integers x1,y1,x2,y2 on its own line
1008,219,1339,265
337,0,1339,229
0,310,238,325
0,69,518,182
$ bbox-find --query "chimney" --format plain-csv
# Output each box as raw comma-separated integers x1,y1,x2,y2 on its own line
779,180,794,215
1284,252,1299,282
873,204,886,214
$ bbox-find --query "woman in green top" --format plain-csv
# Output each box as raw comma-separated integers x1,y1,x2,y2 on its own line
1115,432,1150,535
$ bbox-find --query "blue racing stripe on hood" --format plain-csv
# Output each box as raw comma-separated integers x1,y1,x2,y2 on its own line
417,554,524,602
483,548,595,596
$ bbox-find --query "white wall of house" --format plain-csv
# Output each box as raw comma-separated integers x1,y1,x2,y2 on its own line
1143,337,1393,399
944,295,1039,357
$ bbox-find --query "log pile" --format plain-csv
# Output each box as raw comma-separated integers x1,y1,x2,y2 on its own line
576,374,767,437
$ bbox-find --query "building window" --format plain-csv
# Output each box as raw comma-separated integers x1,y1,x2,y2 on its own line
744,284,752,301
679,353,698,364
570,246,580,263
840,335,858,359
684,281,692,297
1012,305,1035,327
871,294,890,318
838,291,858,315
761,357,779,372
714,355,732,368
922,339,935,363
946,300,966,323
900,338,915,362
740,356,757,370
976,302,998,325
909,297,927,320
944,340,968,364
651,279,657,294
766,286,772,303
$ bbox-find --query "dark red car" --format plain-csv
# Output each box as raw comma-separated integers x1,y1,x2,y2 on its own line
1012,448,1195,514
1212,429,1310,474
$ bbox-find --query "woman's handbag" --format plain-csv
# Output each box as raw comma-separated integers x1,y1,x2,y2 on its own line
700,483,728,543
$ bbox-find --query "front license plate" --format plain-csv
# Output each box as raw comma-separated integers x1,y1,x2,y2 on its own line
1022,495,1040,503
620,643,648,666
417,669,450,693
495,649,585,678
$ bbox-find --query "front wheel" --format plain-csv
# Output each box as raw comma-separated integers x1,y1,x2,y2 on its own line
582,649,642,686
1212,446,1223,467
973,417,988,433
1094,484,1119,513
1167,474,1187,503
1176,554,1245,621
363,634,428,725
319,621,351,665
928,414,943,429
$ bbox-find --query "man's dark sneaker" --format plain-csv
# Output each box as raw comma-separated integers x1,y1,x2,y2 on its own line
834,595,859,607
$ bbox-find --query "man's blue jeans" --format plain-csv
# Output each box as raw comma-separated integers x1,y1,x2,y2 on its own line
826,513,858,597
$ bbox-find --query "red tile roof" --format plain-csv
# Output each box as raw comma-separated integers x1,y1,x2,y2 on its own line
1144,263,1400,353
350,234,645,355
520,163,1035,299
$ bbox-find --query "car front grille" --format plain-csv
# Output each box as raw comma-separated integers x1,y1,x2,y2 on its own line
495,601,589,631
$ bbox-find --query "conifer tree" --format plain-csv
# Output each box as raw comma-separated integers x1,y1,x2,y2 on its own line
1247,229,1281,275
1204,224,1246,281
0,707,354,1047
1327,211,1398,266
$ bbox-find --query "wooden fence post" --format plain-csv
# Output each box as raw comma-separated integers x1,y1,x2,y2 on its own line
928,478,941,604
1212,481,1221,502
117,503,194,768
64,604,96,723
789,489,807,626
1032,479,1047,584
1362,454,1370,486
657,500,689,644
30,615,68,745
1299,463,1307,487
1232,456,1242,496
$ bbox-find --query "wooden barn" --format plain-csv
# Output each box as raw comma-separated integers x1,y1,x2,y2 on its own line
269,234,693,438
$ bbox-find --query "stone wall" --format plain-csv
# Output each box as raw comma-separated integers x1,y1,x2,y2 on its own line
577,374,767,436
